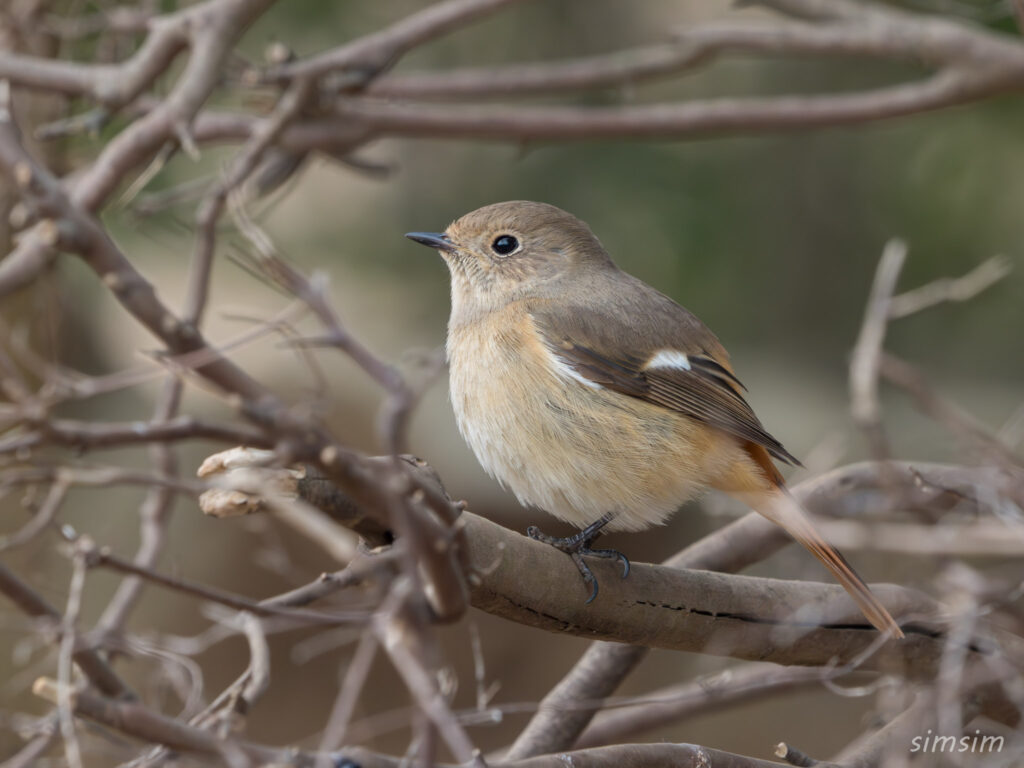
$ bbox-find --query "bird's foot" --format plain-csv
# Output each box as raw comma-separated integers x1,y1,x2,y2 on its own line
526,515,629,604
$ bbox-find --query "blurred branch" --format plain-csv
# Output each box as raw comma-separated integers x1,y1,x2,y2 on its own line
369,18,960,100
0,414,269,456
55,547,86,768
39,3,157,41
95,71,326,642
0,720,58,768
264,0,529,83
322,0,1024,139
850,244,1016,467
0,477,67,551
774,742,828,767
501,744,799,768
888,255,1012,319
33,675,811,768
132,557,396,767
3,0,1024,300
0,0,278,295
84,542,366,626
849,239,906,459
31,679,325,766
795,460,1021,520
880,352,1024,475
830,690,955,766
818,517,1024,555
202,62,1004,143
369,12,1024,100
575,663,833,749
325,70,1010,140
0,561,133,700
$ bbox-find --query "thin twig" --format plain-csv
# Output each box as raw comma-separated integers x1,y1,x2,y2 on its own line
56,547,88,768
0,561,133,699
86,544,367,626
849,239,906,458
888,254,1013,319
575,664,839,749
880,352,1024,476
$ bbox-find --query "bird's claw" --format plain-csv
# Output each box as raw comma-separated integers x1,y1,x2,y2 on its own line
586,547,630,578
527,519,630,603
571,552,600,604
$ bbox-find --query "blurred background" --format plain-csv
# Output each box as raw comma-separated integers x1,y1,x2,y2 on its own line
2,0,1023,763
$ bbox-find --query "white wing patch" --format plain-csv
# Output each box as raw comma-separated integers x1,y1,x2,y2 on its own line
546,347,603,390
645,349,691,371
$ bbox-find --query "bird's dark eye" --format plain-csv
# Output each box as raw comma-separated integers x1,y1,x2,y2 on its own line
491,235,519,256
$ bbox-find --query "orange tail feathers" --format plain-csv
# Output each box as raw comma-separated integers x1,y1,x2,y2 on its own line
750,487,904,638
722,444,903,638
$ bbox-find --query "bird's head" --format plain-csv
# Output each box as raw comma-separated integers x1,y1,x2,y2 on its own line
406,200,614,313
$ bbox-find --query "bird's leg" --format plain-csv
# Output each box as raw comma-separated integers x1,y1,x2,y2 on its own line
526,513,630,603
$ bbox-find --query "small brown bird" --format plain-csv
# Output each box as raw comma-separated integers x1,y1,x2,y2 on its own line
407,201,903,638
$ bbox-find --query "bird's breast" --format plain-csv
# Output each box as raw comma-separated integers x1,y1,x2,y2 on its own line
445,306,738,530
446,307,549,479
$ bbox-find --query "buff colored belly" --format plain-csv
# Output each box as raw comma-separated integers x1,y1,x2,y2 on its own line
447,309,740,532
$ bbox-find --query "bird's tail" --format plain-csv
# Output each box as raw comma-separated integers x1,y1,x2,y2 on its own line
741,486,904,639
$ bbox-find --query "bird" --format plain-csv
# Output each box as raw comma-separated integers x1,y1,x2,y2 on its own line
406,200,903,638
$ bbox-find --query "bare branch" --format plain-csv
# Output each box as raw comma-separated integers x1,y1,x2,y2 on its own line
368,18,1006,100
888,254,1013,319
276,453,1023,678
31,679,323,766
880,352,1024,477
849,239,907,458
0,561,133,700
85,542,366,626
0,414,268,456
327,70,1004,141
267,0,531,83
461,511,950,671
31,677,810,768
0,478,67,551
0,0,279,295
575,663,834,749
816,519,1024,556
56,547,87,768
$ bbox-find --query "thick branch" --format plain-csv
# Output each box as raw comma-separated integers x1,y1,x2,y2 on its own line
292,457,1023,758
464,510,936,668
293,457,1023,672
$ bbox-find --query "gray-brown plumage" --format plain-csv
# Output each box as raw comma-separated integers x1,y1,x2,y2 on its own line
407,200,903,637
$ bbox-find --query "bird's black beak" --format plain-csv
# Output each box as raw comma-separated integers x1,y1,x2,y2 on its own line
405,231,455,252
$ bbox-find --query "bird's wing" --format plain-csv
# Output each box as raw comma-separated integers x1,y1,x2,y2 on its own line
528,292,800,467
